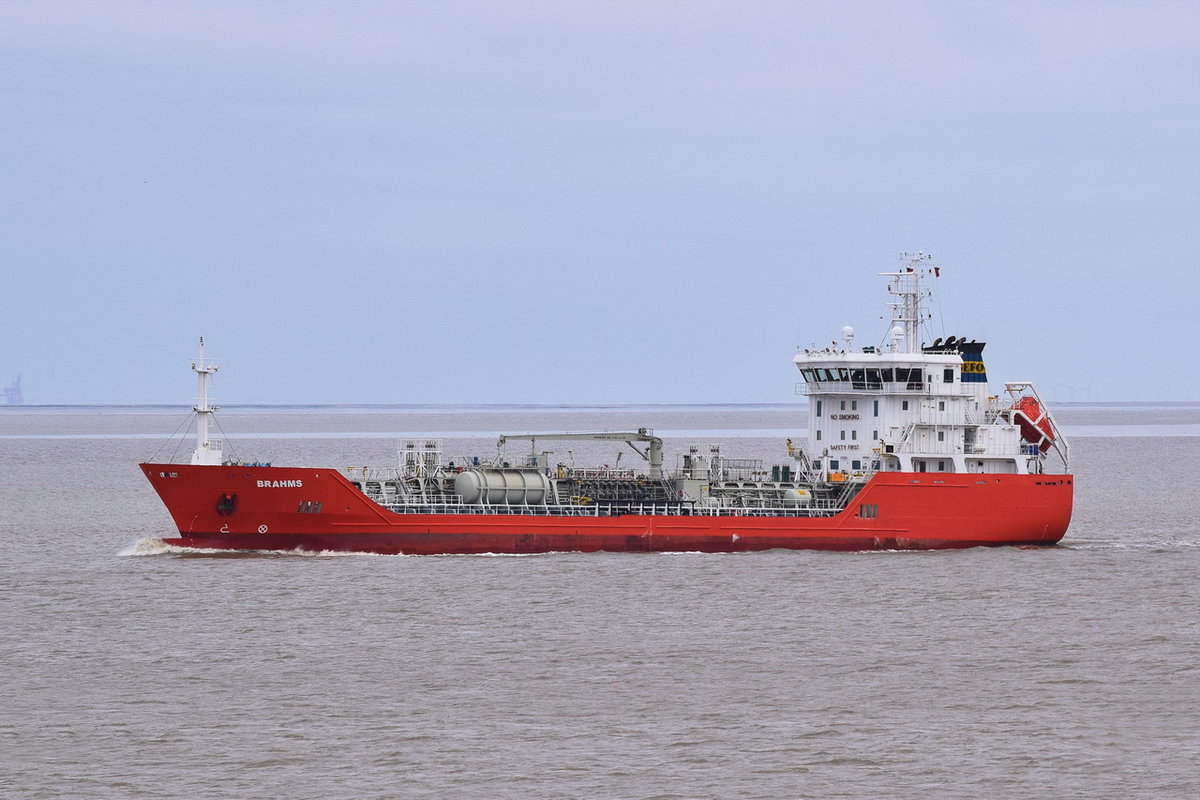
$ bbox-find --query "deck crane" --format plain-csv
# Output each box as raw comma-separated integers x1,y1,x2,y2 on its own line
497,428,664,479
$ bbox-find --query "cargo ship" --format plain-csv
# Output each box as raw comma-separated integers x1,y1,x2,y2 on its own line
141,253,1072,554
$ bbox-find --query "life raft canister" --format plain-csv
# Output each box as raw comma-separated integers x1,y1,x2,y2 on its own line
1011,397,1054,453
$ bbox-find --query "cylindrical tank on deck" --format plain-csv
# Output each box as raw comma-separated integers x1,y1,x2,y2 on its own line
454,468,553,505
781,487,812,507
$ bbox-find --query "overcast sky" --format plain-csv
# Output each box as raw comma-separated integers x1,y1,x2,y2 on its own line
2,0,1197,404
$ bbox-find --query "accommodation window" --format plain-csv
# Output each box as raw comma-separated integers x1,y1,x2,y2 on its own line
830,460,840,470
852,460,862,470
816,430,822,441
902,400,909,411
851,400,858,411
937,431,945,442
840,430,846,441
873,400,879,417
816,400,822,417
938,401,946,411
944,368,954,383
851,430,858,440
840,400,846,411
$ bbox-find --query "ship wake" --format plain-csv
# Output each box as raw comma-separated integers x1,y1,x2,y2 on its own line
117,537,410,558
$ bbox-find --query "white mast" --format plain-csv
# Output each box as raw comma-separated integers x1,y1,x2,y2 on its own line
880,251,936,354
191,337,223,465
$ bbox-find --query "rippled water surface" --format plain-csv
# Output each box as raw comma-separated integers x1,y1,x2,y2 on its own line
2,404,1198,799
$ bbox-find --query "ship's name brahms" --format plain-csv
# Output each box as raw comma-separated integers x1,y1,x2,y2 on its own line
257,479,303,488
830,413,860,420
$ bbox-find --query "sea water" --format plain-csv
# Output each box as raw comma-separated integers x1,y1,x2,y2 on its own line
1,404,1198,799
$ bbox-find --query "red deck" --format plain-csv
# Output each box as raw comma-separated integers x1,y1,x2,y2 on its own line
140,463,1074,555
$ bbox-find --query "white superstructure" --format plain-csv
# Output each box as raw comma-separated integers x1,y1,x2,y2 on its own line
793,253,1068,479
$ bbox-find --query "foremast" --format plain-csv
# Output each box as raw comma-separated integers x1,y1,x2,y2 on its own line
191,337,222,465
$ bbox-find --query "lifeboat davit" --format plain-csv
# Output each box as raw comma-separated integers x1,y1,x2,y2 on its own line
1012,396,1055,453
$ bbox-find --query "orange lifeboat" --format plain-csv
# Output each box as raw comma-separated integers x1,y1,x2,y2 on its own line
1012,396,1055,453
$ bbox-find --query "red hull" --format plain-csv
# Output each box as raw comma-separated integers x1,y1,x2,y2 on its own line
140,463,1073,555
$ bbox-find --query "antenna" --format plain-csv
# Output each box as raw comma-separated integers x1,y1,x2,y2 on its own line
879,252,938,353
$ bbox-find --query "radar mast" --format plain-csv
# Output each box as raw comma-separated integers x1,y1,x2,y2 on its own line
879,251,938,354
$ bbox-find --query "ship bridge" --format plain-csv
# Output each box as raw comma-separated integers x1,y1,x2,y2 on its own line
795,351,971,396
788,255,1065,480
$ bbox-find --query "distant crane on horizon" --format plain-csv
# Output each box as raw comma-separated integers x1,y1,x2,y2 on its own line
2,373,23,405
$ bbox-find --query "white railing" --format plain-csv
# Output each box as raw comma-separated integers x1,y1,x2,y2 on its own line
796,379,978,397
379,501,845,518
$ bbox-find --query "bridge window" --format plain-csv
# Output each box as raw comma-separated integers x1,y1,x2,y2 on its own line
886,367,923,390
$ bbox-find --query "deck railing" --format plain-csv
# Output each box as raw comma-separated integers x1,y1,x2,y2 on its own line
376,501,844,518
